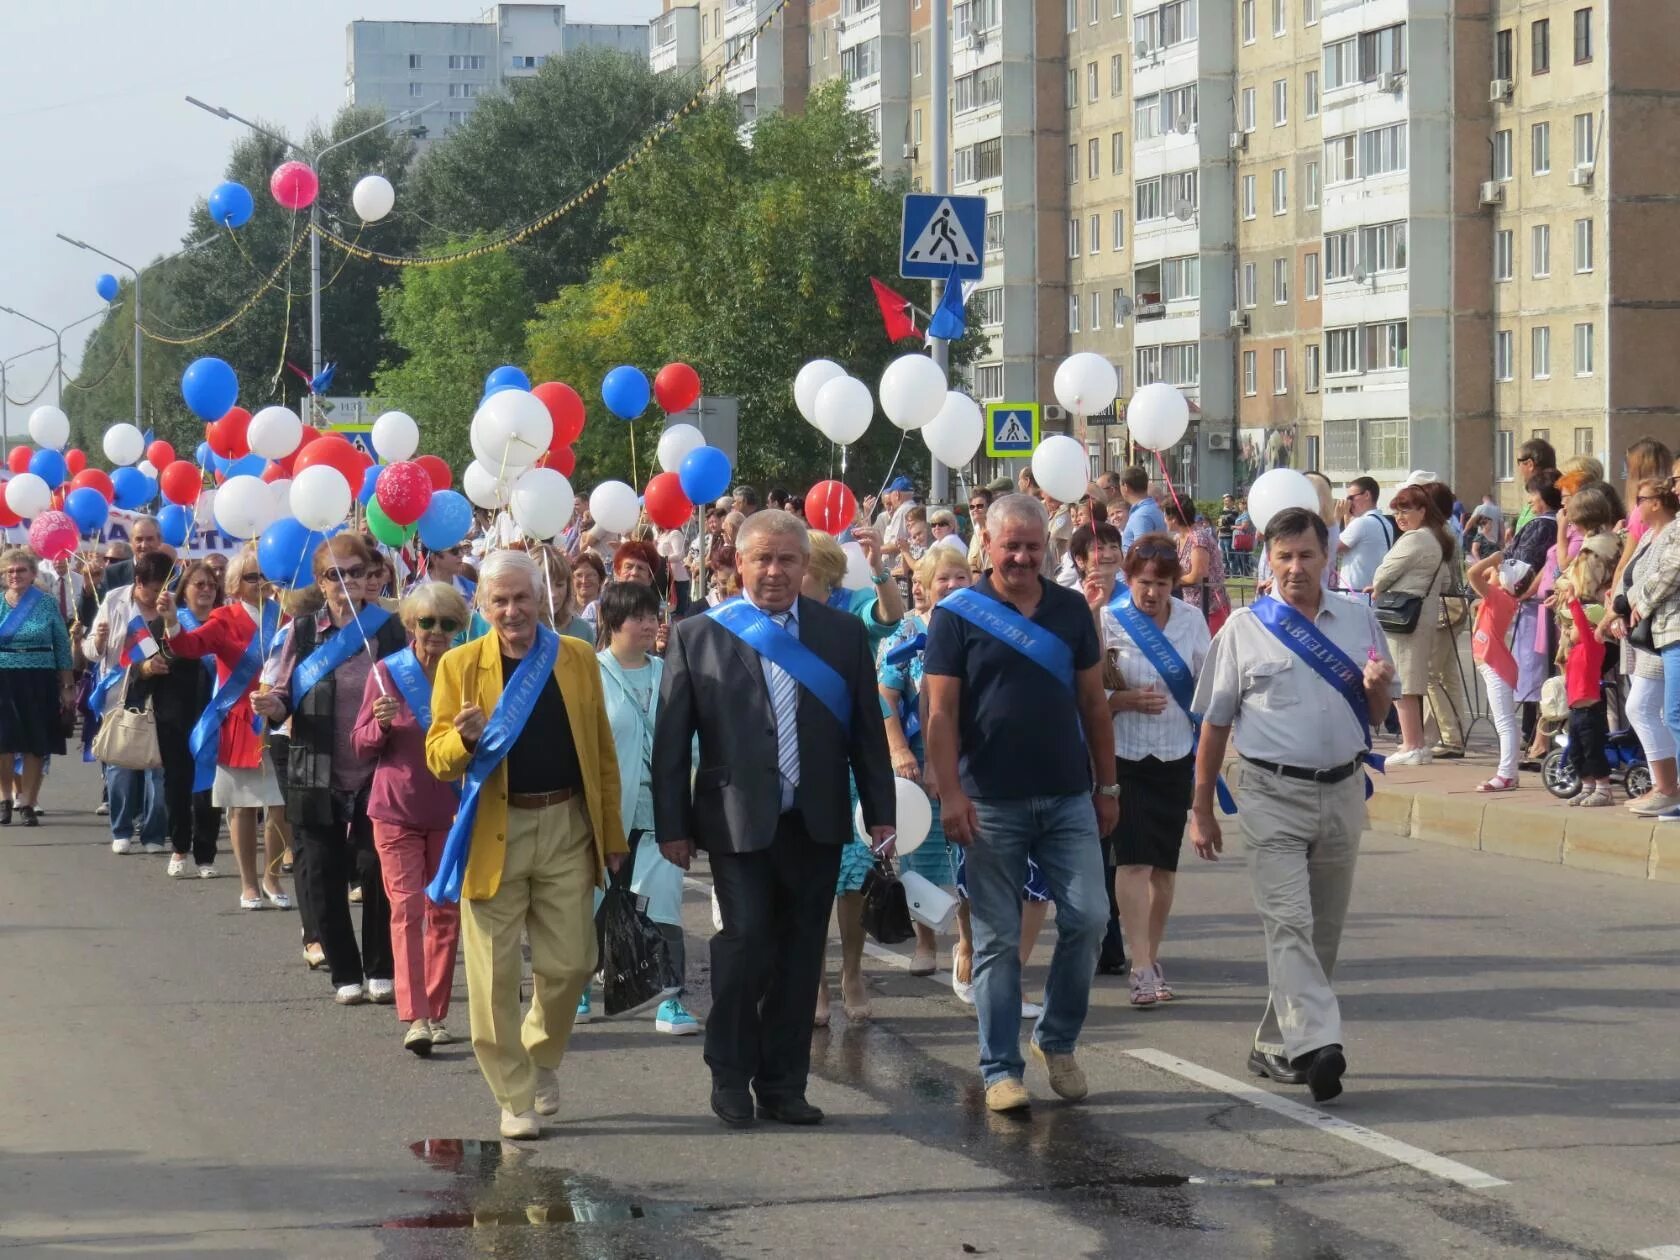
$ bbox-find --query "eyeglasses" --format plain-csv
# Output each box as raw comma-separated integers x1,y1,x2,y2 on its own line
324,566,367,583
188,578,218,589
969,501,987,511
1638,494,1666,505
236,573,260,585
4,566,32,576
416,616,463,633
100,554,123,563
1132,542,1177,561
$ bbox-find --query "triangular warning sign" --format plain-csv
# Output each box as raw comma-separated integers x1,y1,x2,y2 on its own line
906,199,979,267
995,414,1030,444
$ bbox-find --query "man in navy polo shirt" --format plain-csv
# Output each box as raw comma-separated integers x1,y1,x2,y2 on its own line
923,494,1119,1113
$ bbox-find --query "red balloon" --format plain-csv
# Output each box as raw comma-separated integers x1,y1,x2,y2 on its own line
261,461,288,484
805,479,859,535
654,362,702,414
65,449,87,476
0,498,18,528
212,407,252,458
278,424,323,476
532,382,586,446
416,454,452,491
644,472,693,530
375,461,434,526
70,468,115,502
293,435,369,487
160,460,202,506
6,446,32,474
543,445,576,478
146,440,176,469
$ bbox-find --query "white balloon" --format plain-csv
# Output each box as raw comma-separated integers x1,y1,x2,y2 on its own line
794,359,846,425
920,391,984,468
471,389,551,471
814,375,873,445
656,423,706,474
103,422,145,467
5,472,51,518
1247,467,1322,533
27,406,69,451
840,539,873,591
469,415,528,475
266,478,292,507
509,467,576,540
463,460,512,510
195,487,216,528
589,480,641,535
1053,352,1120,417
247,406,303,460
351,174,395,223
1127,382,1191,451
213,474,278,540
289,464,352,531
371,410,420,463
137,459,157,480
1031,434,1090,505
878,353,948,431
852,777,934,856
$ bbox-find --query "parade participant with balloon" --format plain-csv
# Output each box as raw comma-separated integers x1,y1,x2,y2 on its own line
161,545,291,907
254,535,408,1006
0,547,74,827
351,581,471,1057
147,560,224,878
1163,498,1232,634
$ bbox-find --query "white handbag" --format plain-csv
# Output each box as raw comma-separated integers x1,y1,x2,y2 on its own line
900,870,957,933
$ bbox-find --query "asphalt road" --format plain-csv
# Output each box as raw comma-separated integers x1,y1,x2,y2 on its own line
1,758,1676,1259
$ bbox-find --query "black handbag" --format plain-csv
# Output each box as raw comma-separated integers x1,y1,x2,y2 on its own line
1373,592,1424,634
1619,563,1655,651
860,856,915,945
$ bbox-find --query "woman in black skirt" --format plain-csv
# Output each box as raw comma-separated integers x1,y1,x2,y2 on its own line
0,548,74,826
151,558,225,879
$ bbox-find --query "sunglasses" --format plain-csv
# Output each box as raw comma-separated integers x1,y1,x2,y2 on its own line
416,616,463,633
325,566,367,582
100,554,124,563
1133,542,1177,561
239,573,261,585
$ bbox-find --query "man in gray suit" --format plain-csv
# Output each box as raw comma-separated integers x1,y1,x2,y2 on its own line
653,509,894,1129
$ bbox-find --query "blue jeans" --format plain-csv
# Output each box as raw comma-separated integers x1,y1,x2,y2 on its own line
1661,643,1680,757
106,764,166,847
965,794,1108,1085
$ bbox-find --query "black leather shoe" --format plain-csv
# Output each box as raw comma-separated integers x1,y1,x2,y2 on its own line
1301,1045,1346,1103
755,1094,824,1125
710,1087,755,1129
1247,1047,1307,1085
1095,950,1128,977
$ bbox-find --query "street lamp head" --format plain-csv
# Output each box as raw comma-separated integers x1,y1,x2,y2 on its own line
56,233,90,251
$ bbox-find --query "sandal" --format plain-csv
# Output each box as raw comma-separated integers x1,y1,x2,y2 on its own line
1577,788,1613,808
1477,775,1518,793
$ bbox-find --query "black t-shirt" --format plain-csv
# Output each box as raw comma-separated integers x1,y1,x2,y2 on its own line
1217,510,1237,541
501,654,584,794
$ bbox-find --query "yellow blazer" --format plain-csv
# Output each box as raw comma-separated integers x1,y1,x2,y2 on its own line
425,628,628,902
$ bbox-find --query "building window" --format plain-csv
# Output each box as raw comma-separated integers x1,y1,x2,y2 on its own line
1574,322,1594,375
1068,143,1078,182
1066,0,1078,32
1113,288,1127,325
1111,54,1124,96
1303,0,1318,25
447,54,485,69
409,53,423,69
1273,348,1289,393
975,364,1005,400
1136,178,1162,221
1242,174,1257,220
1088,61,1100,102
974,287,1004,325
1496,430,1515,480
1273,256,1290,303
1493,129,1513,180
1359,23,1407,79
1067,69,1078,108
1271,167,1288,215
985,210,1004,252
1164,84,1198,132
1089,137,1101,179
1532,18,1550,73
1135,94,1160,140
1241,87,1257,132
1273,79,1289,126
1305,70,1320,118
1325,419,1359,470
1090,0,1102,24
1068,217,1082,258
1242,262,1258,308
1070,293,1081,333
1305,159,1320,208
1090,213,1101,253
1494,229,1513,282
1305,251,1320,299
1573,7,1592,63
1574,217,1594,272
914,109,923,143
1242,0,1256,43
1495,28,1513,80
1089,289,1101,331
1325,322,1409,373
1495,330,1515,381
1272,0,1285,36
1324,133,1356,183
1156,254,1200,300
1112,131,1125,172
1532,224,1551,277
409,82,423,98
1305,344,1321,392
1571,427,1594,457
1324,38,1355,90
912,40,923,76
1573,112,1596,167
1360,123,1408,177
1114,0,1125,15
1113,210,1125,249
1532,123,1550,175
1324,221,1409,279
1532,326,1551,379
1364,419,1410,471
1243,351,1258,396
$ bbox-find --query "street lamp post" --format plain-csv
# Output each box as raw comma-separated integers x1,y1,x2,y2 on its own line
53,236,140,427
0,305,107,411
0,341,55,458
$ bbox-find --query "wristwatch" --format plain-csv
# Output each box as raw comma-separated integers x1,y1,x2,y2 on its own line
870,572,890,585
1096,784,1121,799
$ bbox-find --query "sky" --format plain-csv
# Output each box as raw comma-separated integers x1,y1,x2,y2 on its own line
0,0,663,408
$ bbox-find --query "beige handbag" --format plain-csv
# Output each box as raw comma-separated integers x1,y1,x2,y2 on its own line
91,671,162,771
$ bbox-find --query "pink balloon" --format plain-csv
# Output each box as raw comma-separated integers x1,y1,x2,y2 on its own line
27,510,79,562
270,161,319,212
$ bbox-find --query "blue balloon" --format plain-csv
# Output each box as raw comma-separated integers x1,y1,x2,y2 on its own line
64,487,110,533
181,356,239,422
208,181,254,230
602,365,650,420
257,518,328,587
359,463,383,506
195,441,214,471
416,490,473,551
223,453,265,480
679,445,732,505
157,503,195,549
484,364,530,394
28,448,67,489
96,273,119,303
111,466,154,510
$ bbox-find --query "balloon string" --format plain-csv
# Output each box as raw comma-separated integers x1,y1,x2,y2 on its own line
870,432,910,518
1153,449,1189,525
628,420,639,489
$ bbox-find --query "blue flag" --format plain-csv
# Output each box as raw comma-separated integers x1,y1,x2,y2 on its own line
927,265,967,341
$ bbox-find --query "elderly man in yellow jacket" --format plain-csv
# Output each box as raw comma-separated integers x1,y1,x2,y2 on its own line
426,549,628,1140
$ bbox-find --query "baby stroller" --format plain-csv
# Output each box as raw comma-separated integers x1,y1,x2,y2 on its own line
1541,723,1651,801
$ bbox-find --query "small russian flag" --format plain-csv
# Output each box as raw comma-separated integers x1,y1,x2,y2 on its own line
118,614,159,667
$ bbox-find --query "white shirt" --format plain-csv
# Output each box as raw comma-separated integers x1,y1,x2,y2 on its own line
1102,597,1211,761
1337,511,1392,592
1192,592,1392,770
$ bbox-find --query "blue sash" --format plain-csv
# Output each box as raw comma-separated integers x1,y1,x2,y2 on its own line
185,603,279,793
175,606,219,684
937,586,1074,690
881,629,926,740
427,626,562,905
291,606,393,703
1108,591,1235,815
706,599,852,735
0,587,44,643
90,598,136,713
1250,596,1386,798
383,646,433,732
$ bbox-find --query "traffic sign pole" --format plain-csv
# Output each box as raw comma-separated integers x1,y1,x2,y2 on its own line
929,0,951,507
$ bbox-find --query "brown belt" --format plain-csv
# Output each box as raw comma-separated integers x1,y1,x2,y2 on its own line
507,788,578,810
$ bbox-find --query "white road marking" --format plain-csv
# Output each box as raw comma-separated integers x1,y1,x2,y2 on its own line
1126,1048,1509,1191
1632,1247,1680,1259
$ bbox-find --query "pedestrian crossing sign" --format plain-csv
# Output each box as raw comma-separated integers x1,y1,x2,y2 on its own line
900,193,988,281
984,402,1040,458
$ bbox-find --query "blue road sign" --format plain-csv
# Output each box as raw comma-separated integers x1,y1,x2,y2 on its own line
985,402,1040,459
900,193,988,281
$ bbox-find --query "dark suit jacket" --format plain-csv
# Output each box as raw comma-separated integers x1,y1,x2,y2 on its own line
652,595,894,854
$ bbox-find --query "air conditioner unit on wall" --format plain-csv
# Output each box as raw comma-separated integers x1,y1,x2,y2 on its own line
1489,78,1512,102
1043,404,1069,423
1229,130,1248,153
1479,180,1505,206
1229,310,1249,331
1206,432,1233,451
1377,71,1404,94
1569,163,1595,187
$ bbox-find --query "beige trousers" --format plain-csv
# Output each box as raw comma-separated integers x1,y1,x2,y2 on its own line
1425,603,1468,750
1236,761,1365,1062
463,797,599,1115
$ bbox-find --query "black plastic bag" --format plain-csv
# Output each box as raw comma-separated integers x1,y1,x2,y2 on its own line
596,865,673,1018
860,857,915,945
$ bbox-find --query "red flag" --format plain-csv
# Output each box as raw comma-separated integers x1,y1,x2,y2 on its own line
870,277,922,344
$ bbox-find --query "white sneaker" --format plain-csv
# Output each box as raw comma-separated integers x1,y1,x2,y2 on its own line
1021,1000,1044,1019
95,802,109,816
197,864,218,879
166,854,188,879
1384,748,1433,768
367,978,395,1004
427,1020,454,1045
500,1108,540,1140
110,837,136,855
334,984,367,1005
533,1066,561,1116
142,842,166,855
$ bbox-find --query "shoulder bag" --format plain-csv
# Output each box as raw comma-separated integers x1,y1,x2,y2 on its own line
91,670,162,771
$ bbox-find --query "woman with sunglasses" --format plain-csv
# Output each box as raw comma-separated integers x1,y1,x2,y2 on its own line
254,535,409,1006
161,545,291,910
352,581,470,1055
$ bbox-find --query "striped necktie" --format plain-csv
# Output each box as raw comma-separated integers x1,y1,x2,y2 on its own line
768,611,800,797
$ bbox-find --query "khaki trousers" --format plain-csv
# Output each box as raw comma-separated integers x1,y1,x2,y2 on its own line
1235,761,1364,1062
463,796,599,1116
1425,606,1468,750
